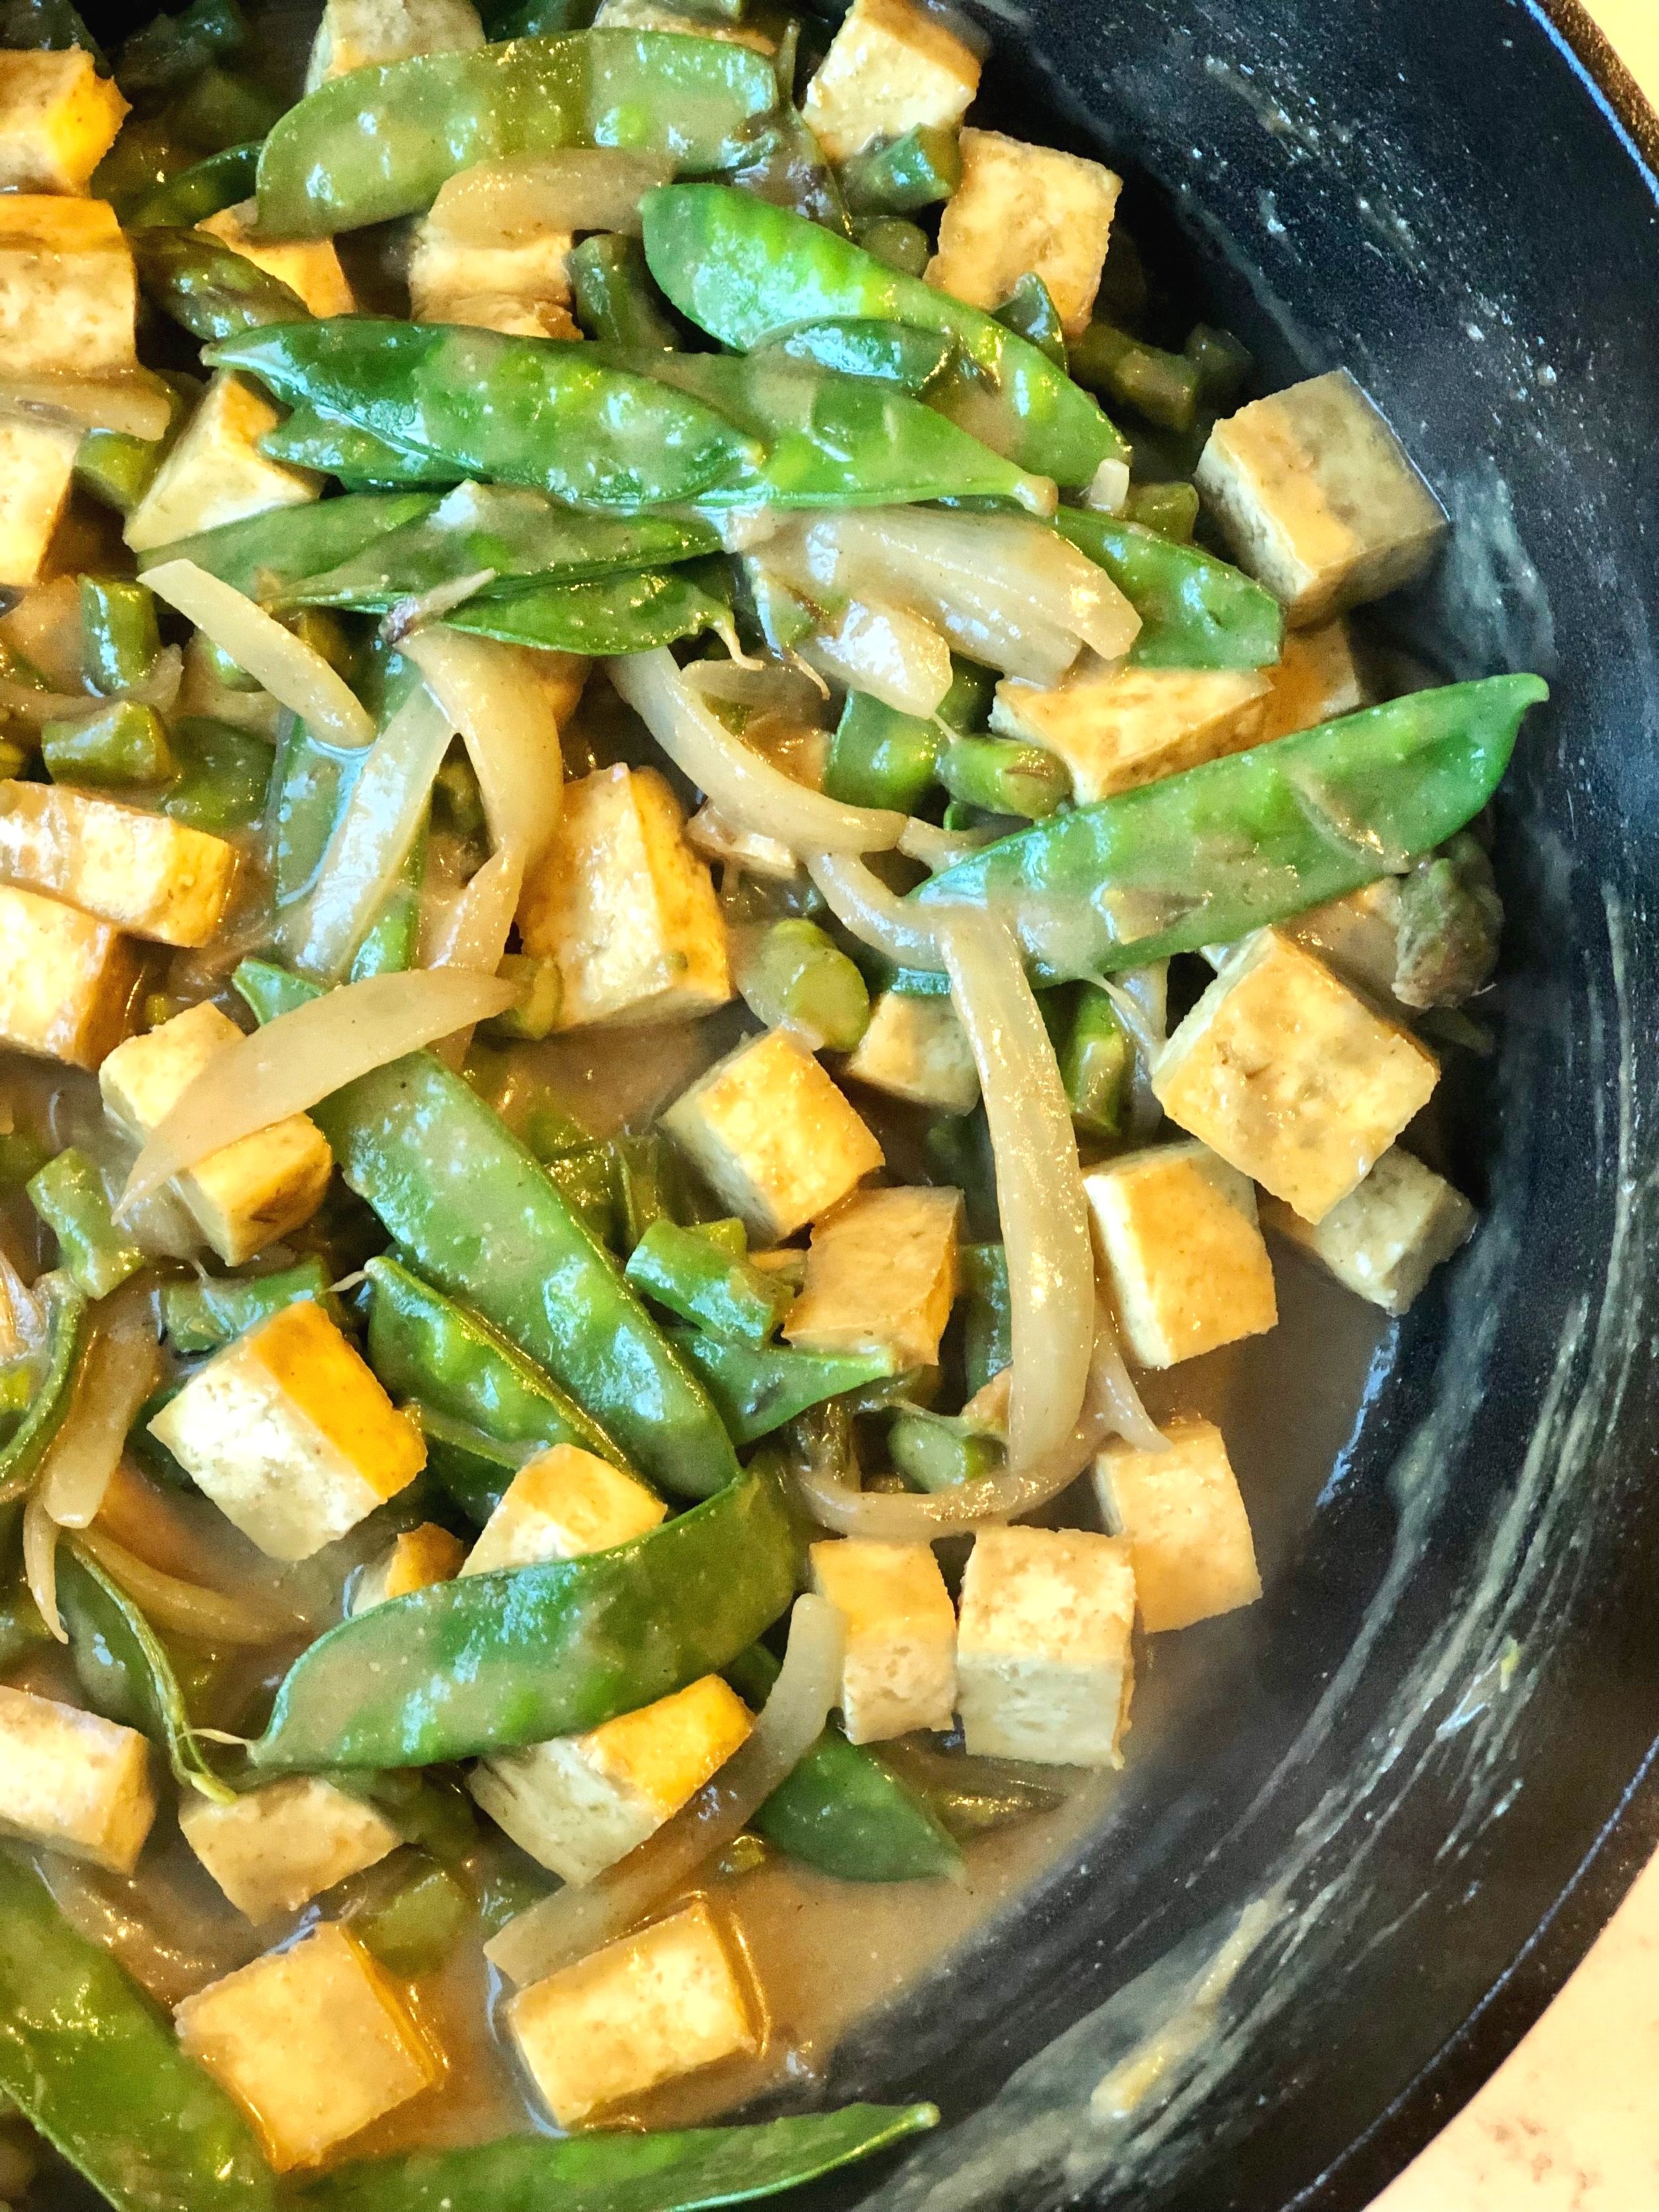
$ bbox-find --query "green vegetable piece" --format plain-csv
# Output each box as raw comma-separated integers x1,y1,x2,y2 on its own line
851,213,930,275
889,1404,1003,1491
250,1458,798,1770
937,733,1070,820
79,577,162,696
43,700,175,788
0,1279,85,1505
751,315,955,392
445,566,732,656
0,1853,277,2211
117,0,244,101
0,1585,51,1663
0,1123,50,1191
75,427,164,515
0,0,100,54
958,1241,1009,1394
1122,479,1200,541
993,273,1066,370
165,66,281,157
643,184,1125,484
726,100,850,233
1070,318,1204,433
257,402,463,489
569,231,682,349
127,137,261,228
1054,510,1284,670
131,225,311,342
295,2104,938,2212
256,31,782,237
826,688,939,811
841,123,962,214
625,1218,793,1347
1185,321,1254,406
352,1860,470,1980
28,1151,145,1299
407,1402,528,1525
736,917,870,1049
1391,831,1504,1009
540,1140,620,1245
338,1767,478,1865
484,953,562,1042
163,715,271,833
670,1326,895,1444
612,1131,701,1250
1060,983,1134,1138
733,552,816,655
161,1258,336,1354
912,676,1549,978
139,490,438,601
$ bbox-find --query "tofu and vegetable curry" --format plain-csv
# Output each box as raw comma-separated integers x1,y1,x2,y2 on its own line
0,0,1546,2202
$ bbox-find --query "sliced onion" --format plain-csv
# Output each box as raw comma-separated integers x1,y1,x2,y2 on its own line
429,150,674,244
283,683,457,979
486,1595,843,1988
609,648,905,855
404,628,565,872
38,1289,161,1532
0,1251,46,1366
798,600,953,717
0,374,173,440
433,846,524,974
806,851,948,972
145,559,375,750
682,660,826,720
898,817,992,869
381,568,497,643
121,966,515,1211
74,1525,295,1647
24,1493,62,1641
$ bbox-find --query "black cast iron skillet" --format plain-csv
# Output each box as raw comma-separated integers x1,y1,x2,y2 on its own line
50,3,1659,2207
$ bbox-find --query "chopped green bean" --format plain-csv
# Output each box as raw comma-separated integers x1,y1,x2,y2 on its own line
116,0,244,102
352,1860,470,1980
626,1218,794,1347
850,213,930,275
28,1151,145,1299
1122,479,1200,541
1185,321,1254,406
131,224,311,342
841,123,961,214
1070,317,1204,433
540,1141,620,1246
937,733,1070,820
993,273,1067,370
1060,983,1134,1138
484,954,562,1043
0,0,100,53
736,917,870,1049
889,1404,1003,1490
958,1241,1010,1394
79,577,162,698
43,701,176,788
165,65,282,154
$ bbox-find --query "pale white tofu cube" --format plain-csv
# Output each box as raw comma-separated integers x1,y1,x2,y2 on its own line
125,373,321,557
991,658,1271,803
1278,881,1403,1005
306,0,484,87
843,989,979,1115
1261,1143,1475,1315
179,1775,401,1921
928,129,1121,340
1092,1417,1261,1633
174,1923,439,2172
409,206,579,341
351,1521,467,1612
176,630,285,739
1196,370,1447,626
461,1444,664,1576
0,1683,155,1873
686,803,800,886
0,196,135,374
149,1299,426,1562
0,48,127,193
955,1524,1135,1766
518,765,731,1030
809,1537,956,1743
197,199,357,319
1084,1141,1277,1370
801,0,979,163
662,1027,884,1242
785,1184,961,1370
1152,930,1439,1223
0,882,138,1069
507,1897,758,2127
470,1674,752,1883
1258,617,1364,742
0,415,78,587
101,1003,334,1266
0,782,236,947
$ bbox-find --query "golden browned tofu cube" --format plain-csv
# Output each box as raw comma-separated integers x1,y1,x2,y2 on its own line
955,1525,1136,1766
1261,1143,1475,1315
801,0,979,163
785,1184,961,1370
409,204,578,340
843,989,979,1115
179,1775,401,1921
306,0,484,88
1258,618,1364,741
991,659,1271,802
0,415,78,586
0,1684,155,1873
126,372,321,555
0,782,236,947
0,48,127,194
809,1537,957,1743
461,1444,665,1576
0,882,137,1069
0,195,135,374
1092,1417,1262,1633
197,199,357,318
350,1521,468,1613
1083,1141,1277,1370
928,129,1121,339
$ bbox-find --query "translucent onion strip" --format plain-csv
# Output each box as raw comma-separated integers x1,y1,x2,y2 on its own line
74,1525,294,1647
24,1494,62,1641
433,846,524,975
121,967,516,1211
37,1288,161,1531
429,149,674,244
0,374,173,439
806,851,948,972
798,600,953,717
145,559,375,750
487,1595,844,1988
404,628,566,873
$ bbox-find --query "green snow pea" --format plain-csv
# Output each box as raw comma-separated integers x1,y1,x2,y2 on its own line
348,812,430,982
351,1858,471,1980
725,101,849,234
571,231,682,349
137,491,439,601
910,675,1549,980
131,226,309,343
958,1241,1009,1394
889,1404,1003,1491
1185,321,1254,407
0,1278,85,1505
127,137,260,228
258,405,464,490
161,1258,336,1354
80,577,162,696
250,1458,798,1769
626,1218,793,1348
167,66,283,157
735,917,870,1049
234,963,737,1497
824,657,993,810
76,427,165,515
1059,983,1134,1138
443,566,732,655
938,733,1070,820
117,0,244,102
840,123,961,215
1054,508,1283,670
28,1151,144,1300
163,716,271,833
255,32,782,238
0,1851,276,2212
298,2104,938,2212
43,701,176,788
405,1404,532,1524
670,1326,895,1445
642,184,1123,485
993,274,1066,370
265,713,356,911
751,316,956,392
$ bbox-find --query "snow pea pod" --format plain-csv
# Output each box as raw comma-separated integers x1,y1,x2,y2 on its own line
911,674,1549,981
751,316,956,392
250,1458,798,1770
297,2104,938,2212
670,1326,895,1445
29,1149,145,1299
259,404,465,490
1054,508,1283,670
0,1277,86,1505
0,1852,276,2212
234,962,740,1497
131,227,310,343
137,492,439,601
443,565,731,654
162,1257,336,1353
127,137,260,228
164,715,272,834
255,32,782,238
641,184,1124,486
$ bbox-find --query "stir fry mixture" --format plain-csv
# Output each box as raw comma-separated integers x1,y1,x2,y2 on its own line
0,0,1549,2203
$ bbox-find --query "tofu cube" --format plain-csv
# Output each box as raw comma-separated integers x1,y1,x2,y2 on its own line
409,206,579,341
1152,930,1439,1223
1258,617,1364,742
0,48,127,194
1261,1143,1475,1315
785,1185,961,1370
1271,879,1402,1005
470,1674,753,1883
928,129,1121,340
0,781,236,947
179,1775,402,1921
955,1525,1135,1766
991,658,1271,803
801,0,979,163
1092,1417,1261,1633
0,882,137,1069
149,1299,426,1562
125,372,321,557
100,1003,334,1266
174,1924,439,2172
196,199,357,319
0,1683,155,1872
0,414,78,586
306,0,485,88
351,1521,468,1613
461,1444,665,1576
662,1027,884,1242
686,803,800,887
1084,1141,1277,1370
843,989,979,1115
506,1897,757,2127
0,194,135,374
1196,370,1447,626
809,1537,956,1743
518,765,732,1030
